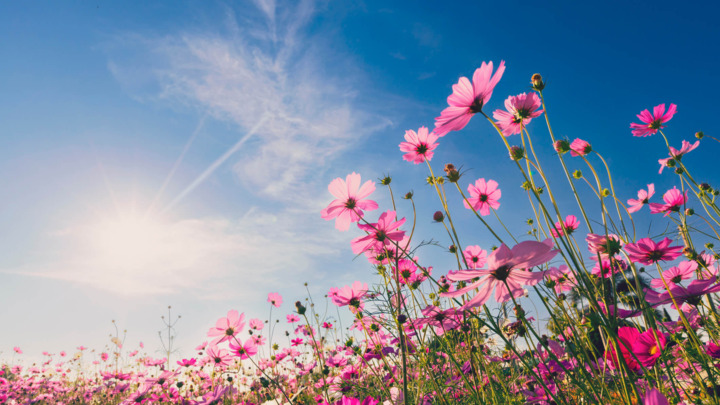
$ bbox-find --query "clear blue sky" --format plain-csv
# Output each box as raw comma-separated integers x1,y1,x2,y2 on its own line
1,0,718,361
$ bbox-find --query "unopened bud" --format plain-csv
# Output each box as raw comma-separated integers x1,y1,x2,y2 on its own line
674,167,684,175
705,242,714,249
700,183,711,191
433,211,444,222
449,245,457,254
666,159,676,168
444,163,460,182
553,139,570,154
295,301,306,315
404,191,414,199
531,73,545,91
685,208,694,216
573,170,583,179
601,188,610,197
509,145,525,161
696,131,704,139
380,176,392,185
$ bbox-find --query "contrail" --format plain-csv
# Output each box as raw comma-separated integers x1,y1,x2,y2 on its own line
161,113,270,214
145,113,208,218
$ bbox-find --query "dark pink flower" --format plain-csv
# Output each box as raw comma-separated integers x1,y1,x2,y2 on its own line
591,258,628,278
550,215,579,237
630,103,677,137
463,245,488,269
649,187,687,215
321,172,379,231
464,178,501,216
650,260,697,289
624,237,683,265
492,92,544,136
627,184,655,213
176,358,196,367
207,310,245,345
706,341,720,359
642,388,670,405
597,301,641,319
605,326,640,372
645,279,720,309
434,61,506,136
351,210,406,255
291,338,304,347
632,329,666,367
569,138,592,156
399,126,439,164
441,239,558,308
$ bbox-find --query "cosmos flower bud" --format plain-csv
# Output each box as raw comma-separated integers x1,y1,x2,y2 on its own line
666,158,676,168
531,73,545,91
685,208,694,216
449,245,457,253
705,242,714,249
380,175,392,185
295,301,306,315
433,211,444,222
700,183,711,191
553,139,570,154
444,163,460,182
403,191,414,199
397,314,407,324
509,145,525,161
696,131,704,139
601,188,610,197
573,170,583,179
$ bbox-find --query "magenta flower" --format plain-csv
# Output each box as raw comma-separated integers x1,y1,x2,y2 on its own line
605,326,641,372
351,210,406,255
492,92,544,136
321,172,379,231
176,358,196,367
670,139,700,160
632,329,666,367
291,338,303,347
642,388,670,405
627,184,655,213
591,258,628,279
267,292,283,308
569,138,592,157
207,310,245,345
645,279,720,309
434,61,506,136
650,260,697,289
649,187,687,215
329,281,369,311
630,103,677,137
441,239,558,308
463,245,488,269
550,215,579,237
624,237,683,265
399,126,439,164
464,178,501,216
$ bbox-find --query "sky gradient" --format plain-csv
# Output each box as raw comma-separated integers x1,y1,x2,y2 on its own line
1,0,719,362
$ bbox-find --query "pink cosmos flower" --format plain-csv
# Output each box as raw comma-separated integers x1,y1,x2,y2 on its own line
177,358,196,367
463,245,488,269
399,126,439,164
441,239,559,308
464,178,501,216
207,310,245,345
630,103,677,137
645,279,720,309
642,388,670,405
434,61,506,136
624,237,683,265
351,211,406,255
329,281,369,311
286,314,300,323
545,265,576,294
597,301,641,319
605,326,640,372
229,338,258,360
632,329,666,367
659,140,700,174
649,187,687,215
13,347,22,354
267,292,283,308
591,258,628,278
205,345,232,368
249,318,264,330
414,305,462,336
650,260,698,289
586,233,624,258
569,138,592,157
291,338,303,347
321,172,379,231
550,215,579,237
492,92,544,136
627,184,655,213
322,322,333,329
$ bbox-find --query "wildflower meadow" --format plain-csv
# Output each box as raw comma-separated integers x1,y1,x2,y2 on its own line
3,58,720,405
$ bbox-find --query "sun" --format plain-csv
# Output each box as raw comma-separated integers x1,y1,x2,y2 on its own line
90,214,167,271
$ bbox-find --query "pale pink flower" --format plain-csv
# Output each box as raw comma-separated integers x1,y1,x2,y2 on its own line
351,210,406,255
569,138,592,157
13,347,22,354
624,237,683,265
545,265,576,294
207,310,245,345
463,245,488,269
586,233,623,258
434,61,506,136
630,103,677,137
492,92,544,136
645,279,720,309
649,187,687,215
267,292,283,308
329,281,369,311
399,126,439,164
205,345,232,368
229,338,258,360
659,140,700,173
650,261,698,289
550,215,579,237
286,314,300,323
249,318,264,330
441,239,559,308
321,172,379,231
464,178,501,216
627,184,655,213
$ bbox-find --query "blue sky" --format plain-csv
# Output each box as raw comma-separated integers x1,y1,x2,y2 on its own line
1,0,719,362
